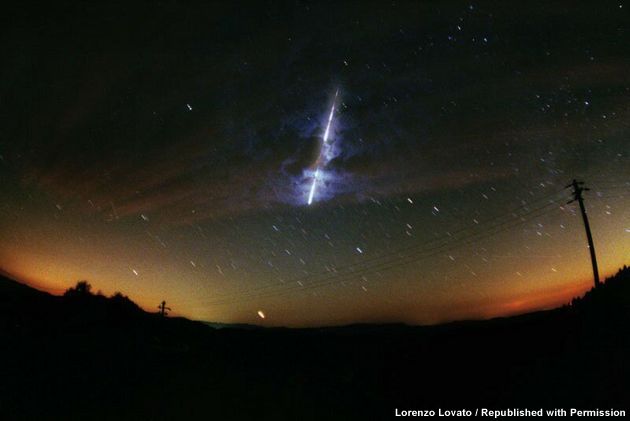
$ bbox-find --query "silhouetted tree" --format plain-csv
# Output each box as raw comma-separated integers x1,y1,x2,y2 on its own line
64,280,93,298
110,292,142,314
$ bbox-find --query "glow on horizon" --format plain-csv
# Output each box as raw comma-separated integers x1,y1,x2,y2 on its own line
2,217,627,327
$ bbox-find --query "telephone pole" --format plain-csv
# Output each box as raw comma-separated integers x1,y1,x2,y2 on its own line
566,179,600,288
158,300,171,316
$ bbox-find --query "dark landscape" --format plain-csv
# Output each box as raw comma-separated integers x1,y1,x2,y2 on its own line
2,267,629,420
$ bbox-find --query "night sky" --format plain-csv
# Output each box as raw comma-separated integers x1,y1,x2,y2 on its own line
1,1,628,326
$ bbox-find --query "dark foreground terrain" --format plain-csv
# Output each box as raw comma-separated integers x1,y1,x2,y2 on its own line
1,267,629,420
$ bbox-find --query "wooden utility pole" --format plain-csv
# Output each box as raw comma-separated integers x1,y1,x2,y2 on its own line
567,179,600,288
158,300,171,316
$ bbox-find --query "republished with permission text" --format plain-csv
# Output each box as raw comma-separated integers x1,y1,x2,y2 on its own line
394,408,626,417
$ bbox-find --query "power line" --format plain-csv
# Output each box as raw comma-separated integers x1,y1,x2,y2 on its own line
171,188,568,305
591,185,630,191
594,195,628,199
170,189,567,307
197,205,562,306
193,200,564,306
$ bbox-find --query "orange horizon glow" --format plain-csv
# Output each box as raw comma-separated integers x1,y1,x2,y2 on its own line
1,171,627,328
2,261,625,326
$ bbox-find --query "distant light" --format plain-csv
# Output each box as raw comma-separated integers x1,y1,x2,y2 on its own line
407,197,414,204
186,104,192,111
257,310,266,319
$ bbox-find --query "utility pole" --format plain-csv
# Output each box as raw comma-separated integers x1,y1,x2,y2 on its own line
567,179,600,288
158,300,171,316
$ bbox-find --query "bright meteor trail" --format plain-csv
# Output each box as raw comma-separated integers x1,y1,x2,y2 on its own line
307,90,338,205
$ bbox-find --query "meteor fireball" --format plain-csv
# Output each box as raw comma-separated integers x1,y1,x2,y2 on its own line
307,90,339,205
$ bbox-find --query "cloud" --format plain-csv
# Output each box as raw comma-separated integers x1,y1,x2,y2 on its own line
3,2,629,225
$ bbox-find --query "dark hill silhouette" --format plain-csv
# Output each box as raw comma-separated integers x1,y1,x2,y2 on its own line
1,268,629,420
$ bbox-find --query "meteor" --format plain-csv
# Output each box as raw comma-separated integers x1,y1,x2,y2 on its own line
307,90,338,205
